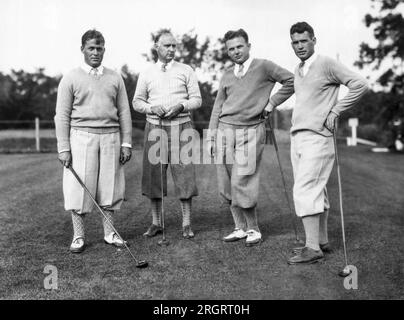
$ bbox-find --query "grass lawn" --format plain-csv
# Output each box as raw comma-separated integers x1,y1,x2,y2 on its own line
0,133,403,299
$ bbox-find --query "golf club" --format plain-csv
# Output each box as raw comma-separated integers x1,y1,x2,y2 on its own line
266,113,303,245
158,117,169,246
332,120,352,277
68,166,149,268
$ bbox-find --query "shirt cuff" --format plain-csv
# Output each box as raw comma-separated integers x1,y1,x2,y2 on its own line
58,149,70,154
121,143,132,148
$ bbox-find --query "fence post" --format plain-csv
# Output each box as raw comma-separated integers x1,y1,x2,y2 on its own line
35,117,40,152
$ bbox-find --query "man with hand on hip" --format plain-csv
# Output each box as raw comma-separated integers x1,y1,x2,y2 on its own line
287,22,368,264
55,29,133,253
133,29,202,239
207,29,294,246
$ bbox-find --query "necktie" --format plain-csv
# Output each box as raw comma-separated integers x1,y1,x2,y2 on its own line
298,61,305,77
90,68,99,77
161,63,167,72
236,64,244,79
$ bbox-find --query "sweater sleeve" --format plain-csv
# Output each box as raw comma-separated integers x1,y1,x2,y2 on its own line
117,75,132,146
207,76,227,139
327,58,369,115
133,72,152,114
54,75,73,153
182,67,202,111
266,61,295,107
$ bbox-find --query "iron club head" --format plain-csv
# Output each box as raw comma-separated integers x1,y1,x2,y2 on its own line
158,239,170,246
136,260,149,268
338,265,352,277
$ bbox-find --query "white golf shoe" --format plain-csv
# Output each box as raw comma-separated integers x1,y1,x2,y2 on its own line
70,237,85,253
223,228,248,242
245,230,262,246
104,232,127,248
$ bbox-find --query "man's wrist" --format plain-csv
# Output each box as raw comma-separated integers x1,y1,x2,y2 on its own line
121,143,132,149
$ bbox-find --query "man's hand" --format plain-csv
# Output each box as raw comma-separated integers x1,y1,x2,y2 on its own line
120,147,132,165
164,104,184,120
58,151,72,168
151,105,167,118
324,111,339,132
263,102,275,119
206,139,216,158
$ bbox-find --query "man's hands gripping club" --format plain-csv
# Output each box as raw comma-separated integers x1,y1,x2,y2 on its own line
151,103,184,120
324,111,339,132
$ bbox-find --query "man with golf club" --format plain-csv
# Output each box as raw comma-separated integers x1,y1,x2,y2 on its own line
287,22,368,265
133,29,202,242
207,29,294,246
55,29,133,254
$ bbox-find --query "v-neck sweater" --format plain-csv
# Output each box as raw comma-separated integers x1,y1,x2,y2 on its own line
208,58,294,130
292,55,368,136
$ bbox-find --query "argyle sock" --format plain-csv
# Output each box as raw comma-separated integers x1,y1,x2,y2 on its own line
102,209,115,238
230,204,247,230
71,211,85,240
151,199,162,226
180,199,192,227
244,207,260,233
302,214,320,251
319,210,329,245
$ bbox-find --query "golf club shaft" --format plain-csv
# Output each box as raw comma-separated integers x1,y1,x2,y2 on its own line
333,121,349,267
267,115,300,242
159,118,166,242
68,166,141,264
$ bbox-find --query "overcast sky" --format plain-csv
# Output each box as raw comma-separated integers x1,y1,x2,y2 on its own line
0,0,380,78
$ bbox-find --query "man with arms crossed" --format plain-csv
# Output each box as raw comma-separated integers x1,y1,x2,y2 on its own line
133,30,202,239
208,29,294,246
55,29,133,253
288,22,368,264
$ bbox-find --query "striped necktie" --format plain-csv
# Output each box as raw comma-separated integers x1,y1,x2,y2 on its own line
90,68,99,77
236,64,244,79
161,63,167,72
298,61,305,77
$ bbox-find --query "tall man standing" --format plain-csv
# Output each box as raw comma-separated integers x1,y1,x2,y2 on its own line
208,29,294,246
55,29,133,253
287,22,368,264
133,30,202,239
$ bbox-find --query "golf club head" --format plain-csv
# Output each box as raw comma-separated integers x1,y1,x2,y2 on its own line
158,239,170,246
136,260,149,268
338,265,352,277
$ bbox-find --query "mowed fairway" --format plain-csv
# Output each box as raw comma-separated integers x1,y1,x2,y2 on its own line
0,134,403,300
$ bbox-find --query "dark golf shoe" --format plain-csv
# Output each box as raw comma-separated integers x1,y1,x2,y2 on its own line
143,224,163,237
287,247,324,265
182,225,195,239
292,243,332,254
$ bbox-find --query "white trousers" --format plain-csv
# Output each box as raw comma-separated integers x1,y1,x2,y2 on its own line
63,129,125,214
291,130,335,217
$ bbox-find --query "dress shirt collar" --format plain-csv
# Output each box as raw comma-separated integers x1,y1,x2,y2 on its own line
81,63,104,75
299,52,318,74
156,59,175,70
234,56,254,77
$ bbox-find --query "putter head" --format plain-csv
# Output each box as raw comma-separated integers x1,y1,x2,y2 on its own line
338,266,352,277
158,239,170,246
136,260,149,268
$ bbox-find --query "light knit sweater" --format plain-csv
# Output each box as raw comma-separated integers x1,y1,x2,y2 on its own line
54,67,132,152
133,61,202,126
292,55,368,136
208,59,294,132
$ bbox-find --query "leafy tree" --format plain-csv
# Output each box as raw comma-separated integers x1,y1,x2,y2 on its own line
355,0,404,126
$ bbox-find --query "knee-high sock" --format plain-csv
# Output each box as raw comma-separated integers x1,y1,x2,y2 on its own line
180,199,192,227
102,209,115,237
302,214,320,251
244,207,260,232
230,204,246,230
319,210,329,245
71,211,85,239
151,199,162,226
